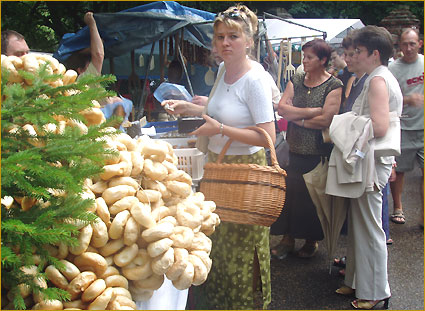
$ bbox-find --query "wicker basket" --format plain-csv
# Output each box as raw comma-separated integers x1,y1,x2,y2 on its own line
200,127,287,227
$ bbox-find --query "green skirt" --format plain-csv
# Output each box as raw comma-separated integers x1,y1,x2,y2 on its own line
192,149,272,310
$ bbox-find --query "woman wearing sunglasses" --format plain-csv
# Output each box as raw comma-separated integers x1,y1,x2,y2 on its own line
332,26,403,310
162,4,275,309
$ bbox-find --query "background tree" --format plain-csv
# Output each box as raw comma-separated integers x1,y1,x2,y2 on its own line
1,1,423,53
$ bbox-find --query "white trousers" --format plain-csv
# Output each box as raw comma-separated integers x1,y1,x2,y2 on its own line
344,162,392,300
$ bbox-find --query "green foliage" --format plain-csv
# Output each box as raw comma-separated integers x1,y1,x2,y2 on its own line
1,1,422,53
1,62,117,309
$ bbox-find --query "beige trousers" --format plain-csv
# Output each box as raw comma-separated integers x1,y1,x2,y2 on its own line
344,162,392,300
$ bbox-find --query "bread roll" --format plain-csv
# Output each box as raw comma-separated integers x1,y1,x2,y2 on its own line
74,252,108,277
87,287,114,310
147,238,173,258
109,196,139,215
151,247,174,275
113,244,138,267
59,260,80,281
123,216,140,246
165,248,189,281
132,273,164,290
188,254,208,285
108,210,130,239
105,275,128,289
172,261,194,290
99,238,125,257
81,279,106,302
130,201,155,229
45,265,69,290
66,271,97,300
141,221,174,243
69,225,93,255
170,226,194,248
91,219,109,248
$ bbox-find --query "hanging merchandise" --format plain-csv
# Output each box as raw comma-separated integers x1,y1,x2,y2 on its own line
276,39,285,91
150,55,155,70
204,67,215,86
285,39,296,82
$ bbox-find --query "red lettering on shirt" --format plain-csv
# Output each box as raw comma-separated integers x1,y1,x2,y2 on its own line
407,72,424,86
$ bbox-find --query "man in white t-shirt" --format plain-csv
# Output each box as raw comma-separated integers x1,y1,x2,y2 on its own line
388,27,424,227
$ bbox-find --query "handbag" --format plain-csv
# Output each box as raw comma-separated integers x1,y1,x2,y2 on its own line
266,98,290,168
195,66,225,153
266,133,290,169
358,92,401,157
374,110,401,157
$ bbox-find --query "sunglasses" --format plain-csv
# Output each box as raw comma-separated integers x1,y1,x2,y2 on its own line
218,9,249,28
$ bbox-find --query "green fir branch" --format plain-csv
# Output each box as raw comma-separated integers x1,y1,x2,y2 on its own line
2,58,119,309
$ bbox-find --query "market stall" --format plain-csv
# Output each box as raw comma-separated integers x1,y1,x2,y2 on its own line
260,13,365,88
54,1,216,121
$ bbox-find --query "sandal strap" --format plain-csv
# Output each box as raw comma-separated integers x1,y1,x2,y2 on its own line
391,212,405,218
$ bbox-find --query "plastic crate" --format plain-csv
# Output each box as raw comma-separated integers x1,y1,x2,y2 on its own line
173,148,205,180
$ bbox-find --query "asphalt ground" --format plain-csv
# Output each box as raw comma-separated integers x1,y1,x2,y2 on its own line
268,168,424,310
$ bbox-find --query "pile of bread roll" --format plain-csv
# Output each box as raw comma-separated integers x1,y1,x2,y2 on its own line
2,54,220,310
63,133,220,309
3,132,220,310
1,53,106,136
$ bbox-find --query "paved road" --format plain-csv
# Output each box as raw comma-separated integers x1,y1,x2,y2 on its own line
268,168,424,310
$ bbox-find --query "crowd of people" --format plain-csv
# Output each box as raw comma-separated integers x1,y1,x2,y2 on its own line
161,4,423,310
3,3,423,310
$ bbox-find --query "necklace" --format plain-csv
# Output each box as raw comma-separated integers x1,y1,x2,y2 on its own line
352,73,366,88
307,87,312,95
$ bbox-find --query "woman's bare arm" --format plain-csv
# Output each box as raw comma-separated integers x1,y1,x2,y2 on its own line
277,81,322,121
293,87,342,129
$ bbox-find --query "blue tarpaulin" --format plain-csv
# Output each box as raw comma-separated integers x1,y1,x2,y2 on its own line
54,1,215,62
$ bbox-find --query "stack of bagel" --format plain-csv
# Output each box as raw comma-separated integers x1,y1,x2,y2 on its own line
2,54,220,310
12,133,220,310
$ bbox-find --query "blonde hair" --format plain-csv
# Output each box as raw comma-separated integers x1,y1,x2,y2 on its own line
213,4,258,55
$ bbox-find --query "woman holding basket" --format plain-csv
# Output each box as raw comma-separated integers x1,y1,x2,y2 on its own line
162,4,275,309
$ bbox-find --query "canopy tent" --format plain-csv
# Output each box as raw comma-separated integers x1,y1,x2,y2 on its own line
53,1,217,119
53,1,215,62
264,18,365,46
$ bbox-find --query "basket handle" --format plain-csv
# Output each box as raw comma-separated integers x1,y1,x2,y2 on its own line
216,126,280,167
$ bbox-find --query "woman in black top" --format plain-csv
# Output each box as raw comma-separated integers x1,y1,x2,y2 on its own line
271,39,342,258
